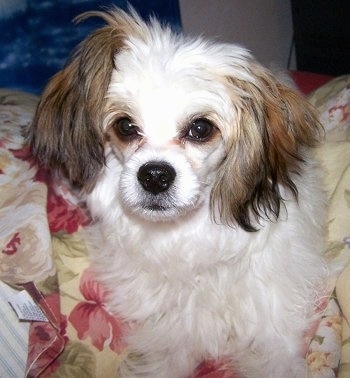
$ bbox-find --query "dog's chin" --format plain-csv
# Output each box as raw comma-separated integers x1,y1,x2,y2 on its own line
134,206,182,222
125,196,202,222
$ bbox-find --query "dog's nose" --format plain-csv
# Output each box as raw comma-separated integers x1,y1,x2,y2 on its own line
137,162,176,195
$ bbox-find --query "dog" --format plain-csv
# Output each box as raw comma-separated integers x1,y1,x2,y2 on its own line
28,7,332,378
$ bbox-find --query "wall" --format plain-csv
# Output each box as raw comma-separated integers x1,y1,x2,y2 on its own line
179,0,295,69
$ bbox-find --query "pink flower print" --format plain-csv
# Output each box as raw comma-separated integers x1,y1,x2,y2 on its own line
27,292,67,377
193,359,240,378
46,187,91,234
34,167,91,234
69,269,129,353
2,232,21,255
328,104,350,124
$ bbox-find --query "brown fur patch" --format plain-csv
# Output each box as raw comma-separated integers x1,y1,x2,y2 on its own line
28,9,144,191
210,65,322,231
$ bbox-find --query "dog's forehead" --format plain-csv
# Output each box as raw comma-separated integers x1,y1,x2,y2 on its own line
109,73,194,144
108,37,239,144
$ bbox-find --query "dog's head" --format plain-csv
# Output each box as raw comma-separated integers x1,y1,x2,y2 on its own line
29,8,321,231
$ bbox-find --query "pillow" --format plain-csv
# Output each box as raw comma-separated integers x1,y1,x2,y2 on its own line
290,70,333,95
309,75,350,377
308,75,350,142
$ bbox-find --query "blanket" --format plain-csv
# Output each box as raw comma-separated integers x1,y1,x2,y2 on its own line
0,75,349,377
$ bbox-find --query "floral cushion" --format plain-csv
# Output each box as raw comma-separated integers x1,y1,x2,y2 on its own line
308,75,350,378
309,75,350,142
0,74,349,377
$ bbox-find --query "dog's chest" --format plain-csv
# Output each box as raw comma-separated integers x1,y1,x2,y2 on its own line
100,223,252,324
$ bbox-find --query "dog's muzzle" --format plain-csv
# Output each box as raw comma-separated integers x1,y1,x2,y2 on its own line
137,161,176,195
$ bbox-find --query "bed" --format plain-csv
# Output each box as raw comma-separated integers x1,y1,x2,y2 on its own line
0,72,349,377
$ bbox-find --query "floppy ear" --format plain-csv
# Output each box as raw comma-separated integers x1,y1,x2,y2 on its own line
28,10,129,190
211,68,322,232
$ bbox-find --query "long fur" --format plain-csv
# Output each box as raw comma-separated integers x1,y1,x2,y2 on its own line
29,7,332,378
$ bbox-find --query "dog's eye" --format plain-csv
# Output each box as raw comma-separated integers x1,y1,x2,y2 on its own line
185,119,214,142
113,117,141,140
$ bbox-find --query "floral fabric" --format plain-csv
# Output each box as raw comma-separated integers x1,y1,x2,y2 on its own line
307,75,350,378
0,90,55,285
0,75,349,377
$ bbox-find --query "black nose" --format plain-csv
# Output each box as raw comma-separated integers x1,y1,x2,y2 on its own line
137,161,176,195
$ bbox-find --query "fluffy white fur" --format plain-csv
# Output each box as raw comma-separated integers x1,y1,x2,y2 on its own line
29,8,333,378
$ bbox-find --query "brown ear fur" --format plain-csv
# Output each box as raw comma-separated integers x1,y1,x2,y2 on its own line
211,68,322,232
28,10,133,190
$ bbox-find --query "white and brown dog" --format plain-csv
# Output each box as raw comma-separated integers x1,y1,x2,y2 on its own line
29,8,331,378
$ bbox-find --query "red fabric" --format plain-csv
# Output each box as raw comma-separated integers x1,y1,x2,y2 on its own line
290,70,333,95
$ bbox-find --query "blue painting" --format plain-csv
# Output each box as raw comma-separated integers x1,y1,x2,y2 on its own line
0,0,181,94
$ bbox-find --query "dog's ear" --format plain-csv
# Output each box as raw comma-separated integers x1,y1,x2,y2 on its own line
211,67,321,231
28,10,131,190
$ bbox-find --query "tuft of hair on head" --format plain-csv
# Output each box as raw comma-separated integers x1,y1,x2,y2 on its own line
27,7,148,191
210,64,322,232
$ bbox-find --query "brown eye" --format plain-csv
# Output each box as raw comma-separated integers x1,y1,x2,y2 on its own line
113,117,141,140
186,118,214,142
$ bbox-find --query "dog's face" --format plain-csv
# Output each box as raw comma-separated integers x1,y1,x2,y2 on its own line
29,8,321,231
104,40,238,222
